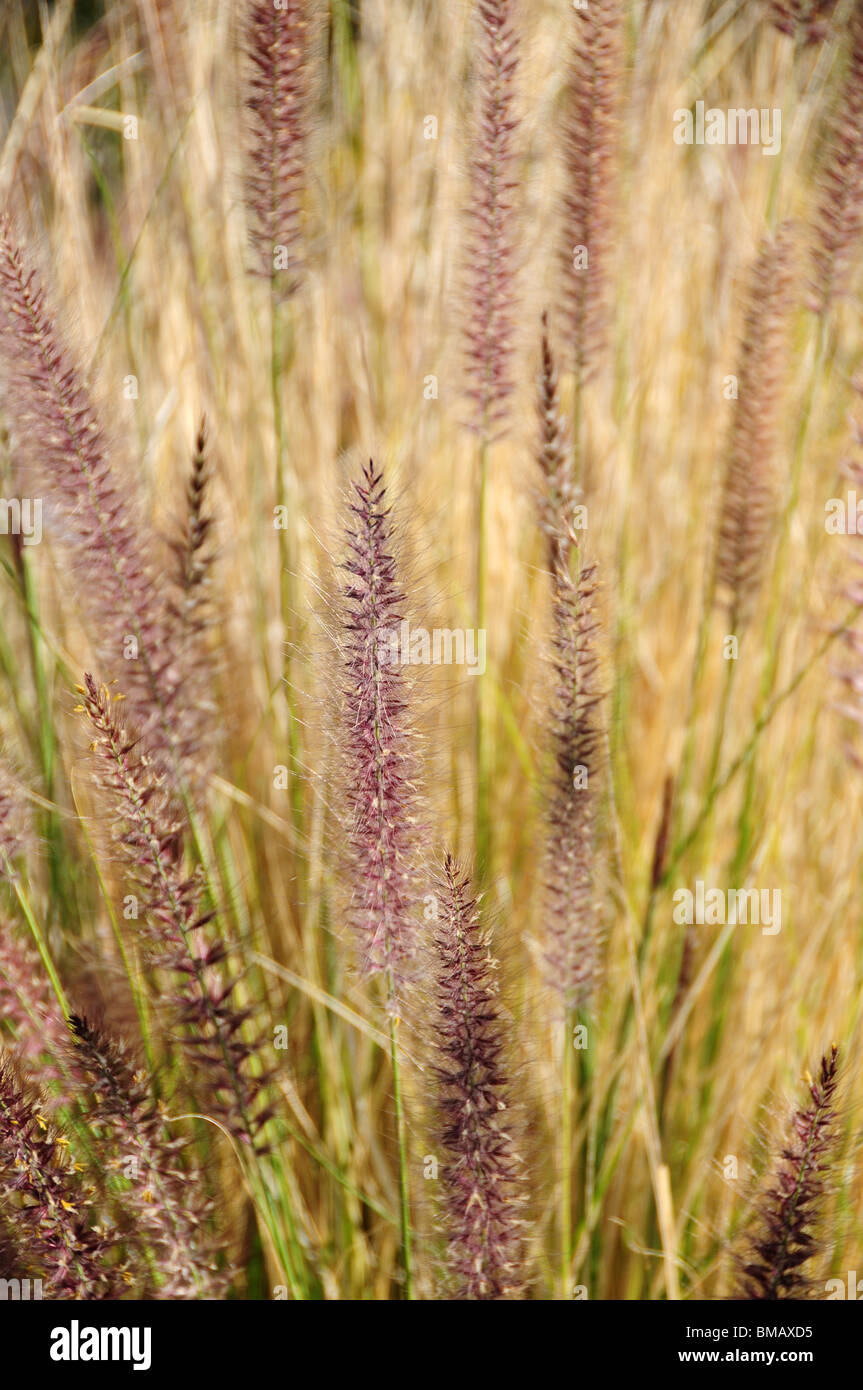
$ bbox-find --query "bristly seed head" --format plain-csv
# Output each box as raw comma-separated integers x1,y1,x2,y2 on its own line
0,218,212,796
769,0,839,47
337,460,421,991
462,0,521,442
0,1054,120,1298
245,0,310,295
67,1014,228,1298
536,312,581,575
541,554,602,1010
738,1043,841,1300
809,0,863,310
431,853,524,1299
714,225,795,632
78,675,273,1150
559,0,623,383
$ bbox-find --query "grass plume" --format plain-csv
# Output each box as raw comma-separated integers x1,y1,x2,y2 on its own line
67,1014,227,1299
810,0,863,311
0,1054,118,1299
335,460,421,989
431,853,523,1299
738,1044,841,1299
78,675,271,1150
245,0,310,296
559,0,623,387
0,218,207,792
714,227,795,633
462,0,521,441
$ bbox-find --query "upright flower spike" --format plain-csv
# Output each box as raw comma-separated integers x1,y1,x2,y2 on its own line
67,1016,228,1299
169,419,215,625
337,461,420,988
245,0,310,294
462,0,521,441
534,315,601,1008
714,227,795,632
541,555,602,1010
79,676,272,1150
0,1055,118,1299
431,854,523,1300
536,313,580,573
559,0,623,383
738,1044,841,1299
0,219,207,793
810,0,863,311
165,418,219,790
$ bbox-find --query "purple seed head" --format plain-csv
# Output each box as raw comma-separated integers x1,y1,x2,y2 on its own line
336,461,421,991
739,1044,841,1300
431,853,524,1299
68,1014,229,1298
0,218,211,795
79,675,272,1149
715,226,795,632
541,554,602,1010
559,0,623,382
245,0,310,294
462,0,521,442
0,1053,119,1298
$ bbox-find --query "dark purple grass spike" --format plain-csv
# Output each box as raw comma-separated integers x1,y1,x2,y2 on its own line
245,0,309,294
768,0,839,45
0,1054,119,1298
0,219,208,794
542,554,602,1010
338,460,421,991
462,0,521,442
738,1044,841,1300
432,853,524,1299
559,0,623,383
714,226,794,632
79,676,271,1150
67,1015,228,1298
